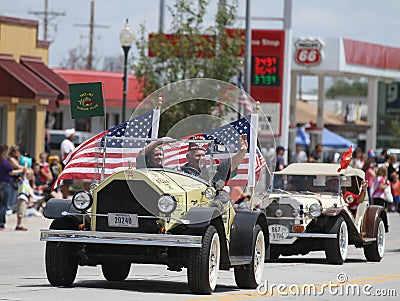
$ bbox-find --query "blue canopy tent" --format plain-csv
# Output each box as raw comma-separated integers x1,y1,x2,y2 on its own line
296,127,355,148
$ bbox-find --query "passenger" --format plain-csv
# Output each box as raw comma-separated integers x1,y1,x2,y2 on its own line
180,135,248,184
342,180,368,215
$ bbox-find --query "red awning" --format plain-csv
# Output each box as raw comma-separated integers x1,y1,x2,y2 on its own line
20,56,69,100
0,54,58,100
53,68,142,108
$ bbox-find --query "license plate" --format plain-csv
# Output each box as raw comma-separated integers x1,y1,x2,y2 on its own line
108,213,138,228
268,224,289,241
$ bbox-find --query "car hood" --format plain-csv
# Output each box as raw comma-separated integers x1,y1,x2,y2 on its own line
266,192,342,210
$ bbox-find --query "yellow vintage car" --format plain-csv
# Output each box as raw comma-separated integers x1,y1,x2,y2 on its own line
40,164,269,294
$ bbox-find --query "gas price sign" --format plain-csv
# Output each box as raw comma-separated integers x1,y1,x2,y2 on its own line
251,55,280,87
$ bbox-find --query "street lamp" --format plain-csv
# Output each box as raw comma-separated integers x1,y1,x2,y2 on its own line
119,18,134,122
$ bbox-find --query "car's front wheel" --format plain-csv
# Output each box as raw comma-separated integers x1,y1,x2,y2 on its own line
187,225,220,294
325,216,348,265
234,224,265,288
45,241,78,286
102,262,131,281
364,218,385,262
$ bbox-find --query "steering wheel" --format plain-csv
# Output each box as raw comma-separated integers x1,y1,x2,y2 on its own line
182,167,200,176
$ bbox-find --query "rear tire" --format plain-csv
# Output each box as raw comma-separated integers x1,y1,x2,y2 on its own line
187,225,220,294
364,218,385,262
102,262,131,281
325,216,348,265
45,242,78,286
234,225,265,288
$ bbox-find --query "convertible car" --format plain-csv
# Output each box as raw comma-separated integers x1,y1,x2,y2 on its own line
263,163,389,264
40,143,269,294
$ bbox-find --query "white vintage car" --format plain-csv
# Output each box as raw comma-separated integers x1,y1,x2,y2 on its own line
263,163,389,264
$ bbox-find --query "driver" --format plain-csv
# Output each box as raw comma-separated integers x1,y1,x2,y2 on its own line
180,135,248,184
136,141,164,169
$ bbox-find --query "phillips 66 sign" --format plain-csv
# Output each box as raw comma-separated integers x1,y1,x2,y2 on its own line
294,38,324,66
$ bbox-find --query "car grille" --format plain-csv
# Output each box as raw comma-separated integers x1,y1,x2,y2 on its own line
94,180,161,233
265,203,300,229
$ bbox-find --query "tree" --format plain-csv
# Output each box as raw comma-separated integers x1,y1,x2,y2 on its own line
325,78,368,99
60,44,100,70
133,0,243,135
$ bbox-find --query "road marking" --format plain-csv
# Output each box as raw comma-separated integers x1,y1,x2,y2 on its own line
185,274,400,301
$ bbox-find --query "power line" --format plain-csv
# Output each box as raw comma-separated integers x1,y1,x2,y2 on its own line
29,0,65,41
74,0,109,70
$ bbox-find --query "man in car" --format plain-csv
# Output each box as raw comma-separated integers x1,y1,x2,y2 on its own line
180,135,248,184
136,141,164,169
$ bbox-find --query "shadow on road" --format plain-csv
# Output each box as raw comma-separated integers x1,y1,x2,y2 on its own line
267,257,366,264
20,279,240,295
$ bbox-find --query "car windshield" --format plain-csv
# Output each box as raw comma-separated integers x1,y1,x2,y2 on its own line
273,174,340,194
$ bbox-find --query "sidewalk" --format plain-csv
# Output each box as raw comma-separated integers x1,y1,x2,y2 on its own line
0,213,51,235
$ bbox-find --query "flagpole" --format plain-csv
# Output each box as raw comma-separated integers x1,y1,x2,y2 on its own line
249,103,259,209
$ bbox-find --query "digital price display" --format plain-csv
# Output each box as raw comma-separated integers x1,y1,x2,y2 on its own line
251,56,280,87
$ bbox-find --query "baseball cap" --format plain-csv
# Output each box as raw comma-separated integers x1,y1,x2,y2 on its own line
367,149,376,158
65,128,75,138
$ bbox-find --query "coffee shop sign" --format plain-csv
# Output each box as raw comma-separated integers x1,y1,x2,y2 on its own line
294,38,324,66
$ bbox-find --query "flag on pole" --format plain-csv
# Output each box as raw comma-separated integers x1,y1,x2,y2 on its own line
163,115,265,187
54,109,160,187
337,145,353,172
69,82,105,119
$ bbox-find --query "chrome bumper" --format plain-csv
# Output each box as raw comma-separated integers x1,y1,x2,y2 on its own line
40,229,202,248
288,233,337,238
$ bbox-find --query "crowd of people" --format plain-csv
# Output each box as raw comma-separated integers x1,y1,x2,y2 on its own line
0,143,63,231
272,144,400,212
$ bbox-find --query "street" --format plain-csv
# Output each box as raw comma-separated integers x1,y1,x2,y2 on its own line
1,212,399,301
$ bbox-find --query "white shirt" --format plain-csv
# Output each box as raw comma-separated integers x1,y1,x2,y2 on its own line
60,138,75,161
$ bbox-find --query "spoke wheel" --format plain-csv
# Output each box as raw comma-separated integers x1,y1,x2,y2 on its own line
325,216,348,265
364,218,386,262
234,225,266,288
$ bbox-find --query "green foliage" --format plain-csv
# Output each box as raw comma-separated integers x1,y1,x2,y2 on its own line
132,0,243,135
326,78,368,99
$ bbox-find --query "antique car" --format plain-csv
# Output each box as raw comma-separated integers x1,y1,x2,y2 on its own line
40,161,269,294
263,163,388,264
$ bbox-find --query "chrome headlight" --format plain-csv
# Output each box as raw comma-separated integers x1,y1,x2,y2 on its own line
158,194,177,214
275,208,283,217
204,187,216,199
309,203,322,217
72,190,93,211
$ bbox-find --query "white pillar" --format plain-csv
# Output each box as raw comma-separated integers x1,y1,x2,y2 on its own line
288,72,298,162
281,0,293,154
366,77,378,151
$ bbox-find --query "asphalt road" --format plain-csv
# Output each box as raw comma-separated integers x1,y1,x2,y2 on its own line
1,212,399,301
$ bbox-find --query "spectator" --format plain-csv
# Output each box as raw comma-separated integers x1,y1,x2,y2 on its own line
291,143,308,163
308,143,323,163
387,154,398,183
390,173,400,213
377,149,388,165
7,144,25,214
273,146,285,189
351,147,365,169
15,167,37,230
371,167,390,208
0,144,24,230
362,158,376,204
60,129,75,198
39,152,52,185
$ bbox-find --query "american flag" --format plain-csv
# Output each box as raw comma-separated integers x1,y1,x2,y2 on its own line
163,115,266,187
54,109,160,187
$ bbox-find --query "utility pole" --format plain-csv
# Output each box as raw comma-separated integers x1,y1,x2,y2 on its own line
74,0,109,70
29,0,65,41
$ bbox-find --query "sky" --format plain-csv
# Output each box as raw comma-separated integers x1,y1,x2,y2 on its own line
1,0,400,91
